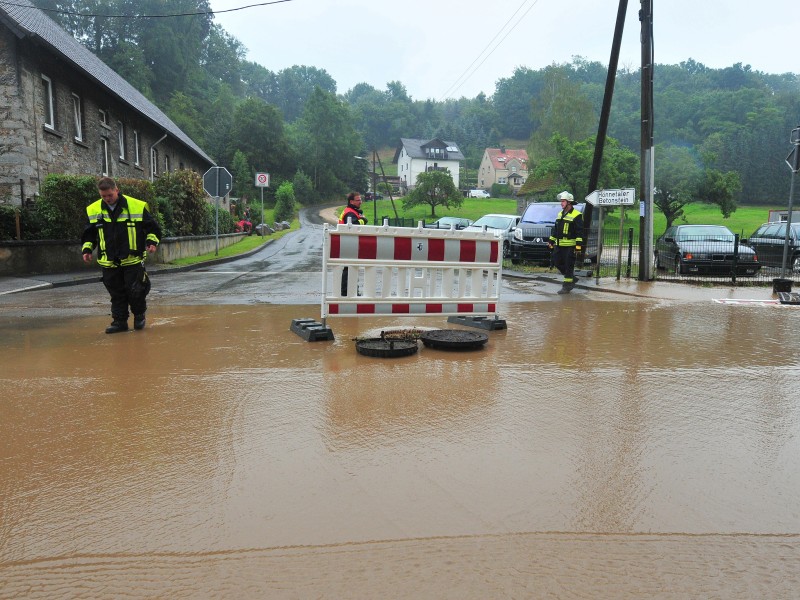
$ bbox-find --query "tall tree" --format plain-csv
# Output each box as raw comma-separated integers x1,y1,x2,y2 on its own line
653,144,703,229
528,65,597,161
225,97,294,186
402,170,463,218
292,88,363,199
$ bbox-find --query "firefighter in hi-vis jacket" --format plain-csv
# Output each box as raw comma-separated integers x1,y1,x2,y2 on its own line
548,190,584,294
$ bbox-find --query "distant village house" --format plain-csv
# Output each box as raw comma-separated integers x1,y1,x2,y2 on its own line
478,146,528,193
393,138,464,193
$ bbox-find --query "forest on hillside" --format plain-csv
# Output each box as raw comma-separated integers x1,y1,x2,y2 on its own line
33,1,800,208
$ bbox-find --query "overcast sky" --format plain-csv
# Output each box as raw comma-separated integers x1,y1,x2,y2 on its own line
208,0,797,100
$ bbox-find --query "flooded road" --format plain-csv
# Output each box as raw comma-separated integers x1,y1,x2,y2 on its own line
2,253,800,597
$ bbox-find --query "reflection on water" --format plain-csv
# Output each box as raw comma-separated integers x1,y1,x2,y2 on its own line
1,300,799,597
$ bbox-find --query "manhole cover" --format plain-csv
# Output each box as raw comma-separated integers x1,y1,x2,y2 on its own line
419,329,489,351
355,338,419,358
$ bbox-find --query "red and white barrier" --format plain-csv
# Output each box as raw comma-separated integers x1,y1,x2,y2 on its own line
322,222,503,318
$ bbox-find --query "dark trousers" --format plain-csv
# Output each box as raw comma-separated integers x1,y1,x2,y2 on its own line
552,245,576,283
102,264,147,321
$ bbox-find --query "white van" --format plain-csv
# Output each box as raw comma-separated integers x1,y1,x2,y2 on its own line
468,189,491,198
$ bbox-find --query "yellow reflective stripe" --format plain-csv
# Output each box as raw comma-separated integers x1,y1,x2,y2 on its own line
146,234,160,244
120,256,143,266
127,221,137,250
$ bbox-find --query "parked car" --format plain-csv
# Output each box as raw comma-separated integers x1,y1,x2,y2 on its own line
468,189,491,198
364,192,383,201
744,222,800,272
424,216,474,230
509,202,598,265
654,224,760,276
463,213,521,257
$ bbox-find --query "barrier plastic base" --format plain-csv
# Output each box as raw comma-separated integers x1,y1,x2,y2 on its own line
290,318,335,341
778,292,800,305
447,315,507,330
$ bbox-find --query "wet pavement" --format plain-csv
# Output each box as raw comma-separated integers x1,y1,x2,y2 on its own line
1,218,800,599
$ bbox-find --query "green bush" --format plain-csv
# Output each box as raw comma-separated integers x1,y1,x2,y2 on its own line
202,202,236,235
36,174,99,239
274,181,296,223
0,205,40,240
153,170,206,236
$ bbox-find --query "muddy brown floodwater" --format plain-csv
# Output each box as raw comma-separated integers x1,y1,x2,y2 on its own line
1,295,799,598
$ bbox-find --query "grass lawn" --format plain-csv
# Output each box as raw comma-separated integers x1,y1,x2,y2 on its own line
174,199,784,266
167,208,298,266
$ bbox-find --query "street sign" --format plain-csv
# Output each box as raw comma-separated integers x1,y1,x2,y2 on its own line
203,166,233,197
585,188,636,207
255,172,270,187
786,147,800,173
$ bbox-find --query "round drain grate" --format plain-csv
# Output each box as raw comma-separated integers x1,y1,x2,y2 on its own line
419,329,489,351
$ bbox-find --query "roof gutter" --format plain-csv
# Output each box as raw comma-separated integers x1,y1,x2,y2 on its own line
149,132,168,182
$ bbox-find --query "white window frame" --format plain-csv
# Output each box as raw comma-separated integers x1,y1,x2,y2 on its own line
133,130,141,166
99,109,108,127
42,75,55,129
71,93,83,141
117,121,126,160
101,138,109,176
164,154,170,173
151,147,158,179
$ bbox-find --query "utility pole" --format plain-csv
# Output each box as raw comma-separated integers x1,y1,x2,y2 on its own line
583,0,629,258
372,149,377,225
639,0,654,280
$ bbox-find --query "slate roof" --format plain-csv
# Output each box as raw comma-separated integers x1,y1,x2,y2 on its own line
393,138,465,163
0,0,213,165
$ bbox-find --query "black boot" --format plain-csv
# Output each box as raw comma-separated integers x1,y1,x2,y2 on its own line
133,314,146,330
105,319,129,334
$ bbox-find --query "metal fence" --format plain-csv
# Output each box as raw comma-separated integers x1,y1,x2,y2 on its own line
595,226,800,286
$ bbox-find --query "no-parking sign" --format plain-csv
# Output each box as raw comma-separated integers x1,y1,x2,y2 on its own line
255,172,270,187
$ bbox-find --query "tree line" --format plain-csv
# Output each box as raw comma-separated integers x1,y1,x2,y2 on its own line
33,1,800,216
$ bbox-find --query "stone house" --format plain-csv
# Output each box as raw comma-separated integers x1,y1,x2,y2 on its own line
393,138,464,193
477,146,528,193
0,0,214,207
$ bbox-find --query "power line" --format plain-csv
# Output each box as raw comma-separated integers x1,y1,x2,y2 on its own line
0,0,292,18
438,0,540,101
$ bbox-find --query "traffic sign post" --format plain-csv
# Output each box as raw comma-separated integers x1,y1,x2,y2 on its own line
585,188,637,281
779,126,800,281
584,188,636,207
203,167,233,256
254,172,269,233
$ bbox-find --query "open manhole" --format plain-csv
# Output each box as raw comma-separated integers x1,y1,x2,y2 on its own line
355,338,419,358
419,329,489,351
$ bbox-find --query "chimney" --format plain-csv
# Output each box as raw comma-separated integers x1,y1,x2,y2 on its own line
500,145,506,154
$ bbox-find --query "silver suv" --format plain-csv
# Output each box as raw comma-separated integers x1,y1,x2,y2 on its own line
463,213,521,258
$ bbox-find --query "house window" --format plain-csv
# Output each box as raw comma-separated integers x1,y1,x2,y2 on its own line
71,93,83,141
99,109,109,127
118,121,126,159
164,155,170,173
151,148,158,178
511,166,517,173
41,75,55,129
101,138,109,175
133,130,141,166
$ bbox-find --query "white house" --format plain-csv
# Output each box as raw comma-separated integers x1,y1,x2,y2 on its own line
393,138,464,192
